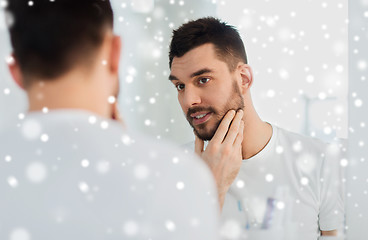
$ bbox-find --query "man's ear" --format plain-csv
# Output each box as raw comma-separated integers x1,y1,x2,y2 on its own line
8,54,25,90
238,63,253,93
109,35,121,75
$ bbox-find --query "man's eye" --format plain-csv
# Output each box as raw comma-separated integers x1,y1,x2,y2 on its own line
199,78,210,84
176,84,185,91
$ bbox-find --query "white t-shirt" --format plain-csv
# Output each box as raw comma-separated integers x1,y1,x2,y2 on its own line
0,110,220,240
185,124,344,240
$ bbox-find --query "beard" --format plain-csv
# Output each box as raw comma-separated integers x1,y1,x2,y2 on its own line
186,81,245,141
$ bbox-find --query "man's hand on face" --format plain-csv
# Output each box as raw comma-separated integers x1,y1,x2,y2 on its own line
195,110,244,210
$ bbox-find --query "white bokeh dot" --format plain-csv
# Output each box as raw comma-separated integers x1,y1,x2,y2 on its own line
81,159,90,168
357,60,367,70
88,116,97,124
123,221,139,236
7,176,19,188
149,97,156,104
165,220,176,232
96,160,110,174
9,228,31,240
265,174,274,182
318,92,327,100
277,201,285,209
340,158,348,167
354,99,363,107
100,121,109,129
152,49,161,58
301,177,309,186
335,65,344,73
296,154,317,174
5,155,12,162
144,119,152,126
134,164,150,180
276,146,284,154
125,75,134,83
22,119,42,140
323,127,332,135
6,55,14,64
121,134,132,146
190,218,200,227
236,180,245,188
172,157,179,164
176,181,185,190
79,182,89,193
26,162,47,183
293,141,302,152
108,96,116,104
266,89,275,98
40,134,49,142
220,219,241,239
306,75,314,83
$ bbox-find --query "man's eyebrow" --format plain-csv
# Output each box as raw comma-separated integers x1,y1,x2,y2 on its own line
168,68,214,81
169,74,178,81
190,68,213,78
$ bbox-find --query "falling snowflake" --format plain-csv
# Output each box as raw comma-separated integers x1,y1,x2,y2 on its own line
81,159,90,168
134,164,150,180
40,134,49,142
176,181,185,190
22,119,42,140
7,176,19,188
165,220,176,232
79,182,90,193
96,160,110,174
265,174,274,182
236,179,245,188
26,162,48,183
9,228,31,240
123,220,139,236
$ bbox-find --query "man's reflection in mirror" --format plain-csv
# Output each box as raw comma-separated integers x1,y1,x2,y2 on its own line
168,17,344,240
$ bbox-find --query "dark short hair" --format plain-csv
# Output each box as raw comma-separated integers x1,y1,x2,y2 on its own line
6,0,113,86
169,17,247,70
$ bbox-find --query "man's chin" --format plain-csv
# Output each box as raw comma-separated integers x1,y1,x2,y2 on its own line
193,127,216,141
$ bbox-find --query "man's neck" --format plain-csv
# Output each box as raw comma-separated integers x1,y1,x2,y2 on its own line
26,71,110,118
241,106,273,160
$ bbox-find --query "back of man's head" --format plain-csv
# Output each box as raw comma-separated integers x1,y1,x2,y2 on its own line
6,0,113,87
169,17,248,71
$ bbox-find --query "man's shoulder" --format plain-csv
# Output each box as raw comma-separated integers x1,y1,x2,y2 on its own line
275,125,327,153
0,110,208,172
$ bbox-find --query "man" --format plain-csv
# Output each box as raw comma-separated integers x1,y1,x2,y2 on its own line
0,1,220,239
168,17,344,239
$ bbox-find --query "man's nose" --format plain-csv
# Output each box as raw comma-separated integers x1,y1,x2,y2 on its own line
182,86,201,108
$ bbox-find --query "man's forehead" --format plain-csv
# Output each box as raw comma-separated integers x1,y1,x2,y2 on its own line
170,61,216,81
170,47,226,79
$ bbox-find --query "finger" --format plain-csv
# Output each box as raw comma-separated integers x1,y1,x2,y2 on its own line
195,135,205,155
210,110,236,145
223,110,244,145
233,120,244,147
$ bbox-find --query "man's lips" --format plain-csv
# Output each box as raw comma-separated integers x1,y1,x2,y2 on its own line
190,111,210,118
191,112,213,125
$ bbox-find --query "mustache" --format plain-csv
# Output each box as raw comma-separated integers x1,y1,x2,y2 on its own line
186,106,217,120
